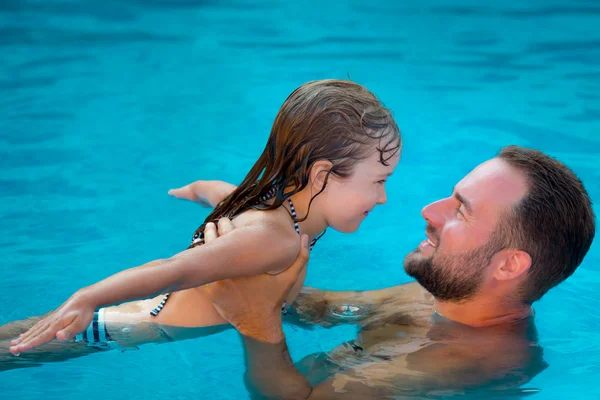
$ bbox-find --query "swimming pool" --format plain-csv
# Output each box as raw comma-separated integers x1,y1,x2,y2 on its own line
1,0,598,398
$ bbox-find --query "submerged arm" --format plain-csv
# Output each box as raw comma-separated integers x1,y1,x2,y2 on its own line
240,320,388,399
284,283,419,329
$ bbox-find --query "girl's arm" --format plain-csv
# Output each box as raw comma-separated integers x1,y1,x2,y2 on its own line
168,180,237,207
10,223,299,355
87,224,300,304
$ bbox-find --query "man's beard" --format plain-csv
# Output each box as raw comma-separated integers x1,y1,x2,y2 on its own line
404,237,502,302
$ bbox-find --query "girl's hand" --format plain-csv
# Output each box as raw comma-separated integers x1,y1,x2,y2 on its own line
168,180,237,208
9,291,96,355
168,181,210,206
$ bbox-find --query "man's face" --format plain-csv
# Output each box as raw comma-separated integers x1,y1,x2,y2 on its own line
404,158,528,302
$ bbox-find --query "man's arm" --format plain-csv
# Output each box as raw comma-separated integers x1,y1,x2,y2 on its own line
241,332,400,400
284,284,420,329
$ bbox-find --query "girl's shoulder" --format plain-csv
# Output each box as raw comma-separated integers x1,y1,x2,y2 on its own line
232,207,299,241
230,208,302,273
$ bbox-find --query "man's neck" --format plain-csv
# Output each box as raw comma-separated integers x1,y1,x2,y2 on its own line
433,296,533,327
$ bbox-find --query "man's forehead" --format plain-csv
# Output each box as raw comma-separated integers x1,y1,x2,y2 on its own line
455,158,528,210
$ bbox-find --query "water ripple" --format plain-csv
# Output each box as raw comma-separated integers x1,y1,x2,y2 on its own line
454,34,500,48
576,92,600,100
430,59,547,72
221,36,403,50
430,6,494,16
0,129,65,146
431,5,600,18
528,40,600,54
503,6,600,18
479,73,518,83
275,52,405,61
0,27,186,48
456,118,599,153
0,1,137,22
15,55,96,71
424,85,480,92
4,112,73,121
0,77,58,90
116,0,278,11
529,101,568,109
546,53,600,66
563,109,600,122
0,149,82,168
563,72,600,81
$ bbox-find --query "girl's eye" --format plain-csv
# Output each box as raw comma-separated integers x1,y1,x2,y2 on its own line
377,180,386,185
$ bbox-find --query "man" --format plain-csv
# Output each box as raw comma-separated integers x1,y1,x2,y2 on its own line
199,145,595,399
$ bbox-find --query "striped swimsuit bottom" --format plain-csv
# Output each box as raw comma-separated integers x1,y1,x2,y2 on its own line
75,308,119,349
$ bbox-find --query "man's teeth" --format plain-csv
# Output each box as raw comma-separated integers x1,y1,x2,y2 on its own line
427,239,436,247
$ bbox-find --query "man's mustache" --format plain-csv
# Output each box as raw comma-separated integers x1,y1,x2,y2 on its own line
426,224,440,246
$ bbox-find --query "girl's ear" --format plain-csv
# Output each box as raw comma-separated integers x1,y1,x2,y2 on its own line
309,160,333,191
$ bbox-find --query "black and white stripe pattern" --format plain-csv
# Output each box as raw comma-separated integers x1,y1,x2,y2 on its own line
286,197,318,250
260,186,278,202
75,308,113,344
149,293,170,317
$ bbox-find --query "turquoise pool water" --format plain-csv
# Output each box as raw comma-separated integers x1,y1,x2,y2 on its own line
1,0,599,398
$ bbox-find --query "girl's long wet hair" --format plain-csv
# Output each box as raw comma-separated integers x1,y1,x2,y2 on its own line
190,79,401,247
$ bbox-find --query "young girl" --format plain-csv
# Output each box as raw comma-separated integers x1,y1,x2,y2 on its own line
5,79,401,364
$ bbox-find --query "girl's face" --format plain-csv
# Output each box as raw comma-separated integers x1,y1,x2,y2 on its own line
319,148,400,233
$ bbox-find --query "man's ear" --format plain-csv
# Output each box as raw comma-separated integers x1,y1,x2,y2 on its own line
493,249,532,281
309,160,333,191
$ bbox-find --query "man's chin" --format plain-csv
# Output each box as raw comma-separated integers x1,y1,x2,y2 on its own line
403,249,432,276
405,247,432,261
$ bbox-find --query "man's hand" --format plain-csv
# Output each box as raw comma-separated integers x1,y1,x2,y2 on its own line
201,217,310,343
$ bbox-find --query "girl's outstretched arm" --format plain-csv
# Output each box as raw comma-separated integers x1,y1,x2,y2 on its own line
10,221,299,355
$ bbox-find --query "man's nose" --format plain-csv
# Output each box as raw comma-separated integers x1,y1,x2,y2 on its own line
421,199,446,227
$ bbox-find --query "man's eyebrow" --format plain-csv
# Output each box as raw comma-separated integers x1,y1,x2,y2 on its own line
453,187,473,214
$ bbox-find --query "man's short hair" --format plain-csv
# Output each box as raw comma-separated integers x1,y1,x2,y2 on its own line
497,146,595,303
